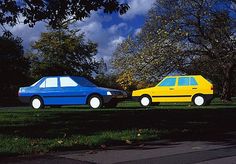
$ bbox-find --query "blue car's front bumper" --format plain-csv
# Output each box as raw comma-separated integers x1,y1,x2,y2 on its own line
18,96,31,104
103,94,127,103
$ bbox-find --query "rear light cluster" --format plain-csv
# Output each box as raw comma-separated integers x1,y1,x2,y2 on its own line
18,88,22,96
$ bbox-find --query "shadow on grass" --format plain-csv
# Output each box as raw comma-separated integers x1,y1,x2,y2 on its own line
0,108,236,139
1,105,236,156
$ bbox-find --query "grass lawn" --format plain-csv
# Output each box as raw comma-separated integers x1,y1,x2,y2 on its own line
0,98,236,156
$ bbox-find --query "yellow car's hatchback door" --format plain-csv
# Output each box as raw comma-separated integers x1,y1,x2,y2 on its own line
152,77,178,102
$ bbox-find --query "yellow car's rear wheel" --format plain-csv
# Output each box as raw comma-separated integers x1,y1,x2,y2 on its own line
192,94,206,106
140,95,152,107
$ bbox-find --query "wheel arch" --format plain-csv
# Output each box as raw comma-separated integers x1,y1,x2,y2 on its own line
191,93,205,101
140,94,152,100
30,95,44,102
86,93,103,104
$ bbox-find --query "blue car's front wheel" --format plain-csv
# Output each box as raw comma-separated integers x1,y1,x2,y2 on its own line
88,95,103,109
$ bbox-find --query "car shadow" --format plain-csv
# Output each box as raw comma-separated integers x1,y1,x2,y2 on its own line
1,107,236,155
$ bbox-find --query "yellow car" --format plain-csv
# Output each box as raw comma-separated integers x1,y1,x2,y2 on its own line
132,75,214,106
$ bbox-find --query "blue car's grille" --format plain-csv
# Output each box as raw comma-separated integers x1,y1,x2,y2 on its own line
111,91,123,95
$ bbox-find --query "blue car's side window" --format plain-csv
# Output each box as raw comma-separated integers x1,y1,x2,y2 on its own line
60,77,78,87
39,78,58,88
158,78,176,86
178,77,189,86
190,77,198,85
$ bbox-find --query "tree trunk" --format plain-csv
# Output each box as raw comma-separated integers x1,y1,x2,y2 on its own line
221,63,234,101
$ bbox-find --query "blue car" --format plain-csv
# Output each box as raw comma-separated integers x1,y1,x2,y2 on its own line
18,76,127,109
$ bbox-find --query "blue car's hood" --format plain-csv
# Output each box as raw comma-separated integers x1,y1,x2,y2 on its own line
96,87,122,92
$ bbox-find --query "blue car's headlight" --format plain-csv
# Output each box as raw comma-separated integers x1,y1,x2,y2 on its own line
107,91,112,95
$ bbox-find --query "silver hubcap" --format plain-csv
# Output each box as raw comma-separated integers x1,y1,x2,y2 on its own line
141,97,150,106
32,98,41,109
194,96,204,106
90,97,101,109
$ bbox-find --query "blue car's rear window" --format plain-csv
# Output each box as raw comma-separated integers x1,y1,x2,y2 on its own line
72,77,97,87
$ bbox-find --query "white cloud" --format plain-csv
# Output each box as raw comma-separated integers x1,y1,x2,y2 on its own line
76,12,128,64
0,14,47,49
1,11,135,68
120,0,156,19
110,36,126,46
97,36,125,64
134,28,142,36
108,23,127,34
231,2,236,10
3,21,47,50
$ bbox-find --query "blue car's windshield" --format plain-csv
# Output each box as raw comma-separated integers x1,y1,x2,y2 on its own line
72,77,97,87
31,79,41,87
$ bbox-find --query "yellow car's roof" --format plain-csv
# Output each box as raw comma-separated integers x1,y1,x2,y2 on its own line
164,75,202,78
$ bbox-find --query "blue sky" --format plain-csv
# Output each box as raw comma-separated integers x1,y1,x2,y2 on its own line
3,0,156,63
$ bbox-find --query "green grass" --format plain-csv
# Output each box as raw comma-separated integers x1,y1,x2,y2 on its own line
0,98,236,156
0,129,161,155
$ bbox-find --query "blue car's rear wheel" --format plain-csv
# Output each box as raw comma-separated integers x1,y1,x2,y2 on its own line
88,95,103,109
31,96,44,109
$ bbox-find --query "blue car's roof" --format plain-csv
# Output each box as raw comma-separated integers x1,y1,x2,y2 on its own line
41,76,97,87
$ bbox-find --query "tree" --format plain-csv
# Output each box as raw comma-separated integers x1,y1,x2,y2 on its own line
112,0,236,100
176,8,236,100
0,0,129,28
0,32,30,99
94,73,123,90
30,27,99,79
112,14,184,90
155,0,236,101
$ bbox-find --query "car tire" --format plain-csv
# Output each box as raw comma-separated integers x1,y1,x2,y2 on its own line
192,94,206,106
31,96,44,109
140,95,152,107
88,95,103,109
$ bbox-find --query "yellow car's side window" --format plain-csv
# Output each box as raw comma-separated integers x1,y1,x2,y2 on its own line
190,77,198,85
158,78,176,87
178,77,189,86
178,77,198,86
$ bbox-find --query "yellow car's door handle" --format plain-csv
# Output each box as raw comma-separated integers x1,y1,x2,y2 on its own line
192,88,197,89
169,88,174,90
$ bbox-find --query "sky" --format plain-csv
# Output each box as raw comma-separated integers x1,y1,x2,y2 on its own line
2,0,156,64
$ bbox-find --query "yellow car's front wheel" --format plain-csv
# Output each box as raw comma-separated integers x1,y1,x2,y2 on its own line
140,95,152,107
